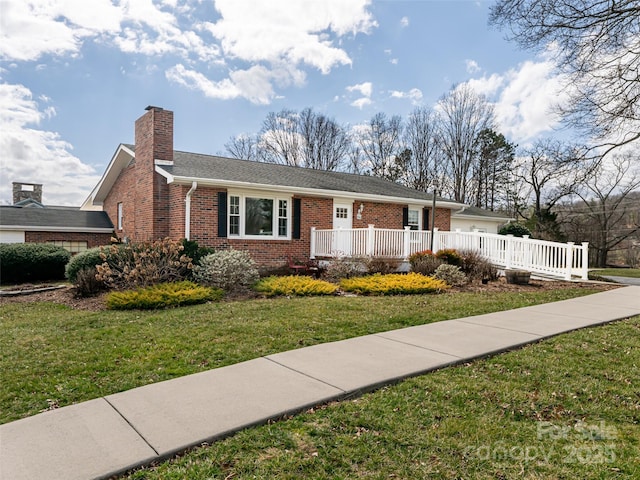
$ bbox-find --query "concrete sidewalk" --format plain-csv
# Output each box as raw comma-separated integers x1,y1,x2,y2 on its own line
2,286,639,480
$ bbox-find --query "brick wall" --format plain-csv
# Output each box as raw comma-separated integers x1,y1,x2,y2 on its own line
25,231,113,248
434,207,451,231
352,201,404,229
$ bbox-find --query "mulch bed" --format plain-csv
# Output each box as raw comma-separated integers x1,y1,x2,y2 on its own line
0,278,619,312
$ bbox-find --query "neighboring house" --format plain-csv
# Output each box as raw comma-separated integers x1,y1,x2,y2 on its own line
81,106,511,267
0,182,114,252
450,206,513,234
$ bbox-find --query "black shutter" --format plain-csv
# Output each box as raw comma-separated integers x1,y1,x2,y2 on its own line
402,207,409,227
217,192,227,238
423,208,430,230
292,198,301,239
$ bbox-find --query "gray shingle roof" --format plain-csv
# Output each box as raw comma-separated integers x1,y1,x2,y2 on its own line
0,206,113,230
452,206,513,220
152,148,459,204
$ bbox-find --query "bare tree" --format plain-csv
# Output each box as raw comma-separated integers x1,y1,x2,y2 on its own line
437,84,495,203
258,109,303,166
356,112,403,180
490,0,640,153
402,106,443,192
298,108,351,171
513,139,595,240
225,133,261,161
567,153,640,267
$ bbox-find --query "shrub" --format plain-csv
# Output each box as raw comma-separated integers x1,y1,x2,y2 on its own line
254,275,338,297
459,250,499,281
409,250,443,276
499,223,532,238
365,257,400,275
73,267,105,297
193,249,259,291
65,247,104,283
181,239,215,266
106,281,223,310
433,264,467,286
323,256,366,280
0,243,70,284
95,238,193,290
435,248,462,266
340,272,449,295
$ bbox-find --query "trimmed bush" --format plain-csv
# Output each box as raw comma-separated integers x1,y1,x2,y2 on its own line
181,239,215,266
433,264,467,286
409,250,443,276
459,250,499,281
0,243,70,284
435,248,462,266
499,223,532,238
365,257,400,275
106,281,223,310
96,239,193,290
340,273,449,295
65,247,104,283
193,249,259,291
324,256,366,280
73,267,105,297
254,275,338,297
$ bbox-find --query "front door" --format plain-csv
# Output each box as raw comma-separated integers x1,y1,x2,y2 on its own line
333,202,353,255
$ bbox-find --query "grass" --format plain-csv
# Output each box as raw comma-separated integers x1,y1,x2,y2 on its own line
124,314,640,480
590,268,640,279
0,287,607,424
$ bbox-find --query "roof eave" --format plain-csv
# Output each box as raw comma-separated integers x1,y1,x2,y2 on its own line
0,226,114,233
81,144,135,210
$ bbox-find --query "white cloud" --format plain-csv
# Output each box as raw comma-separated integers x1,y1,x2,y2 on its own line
466,73,504,97
0,83,100,205
400,16,409,28
465,59,481,74
390,88,423,104
351,97,372,109
347,82,373,97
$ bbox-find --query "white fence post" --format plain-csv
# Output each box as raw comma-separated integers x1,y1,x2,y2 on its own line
367,224,375,256
581,242,589,280
565,242,574,280
505,234,513,269
310,227,316,259
403,226,411,260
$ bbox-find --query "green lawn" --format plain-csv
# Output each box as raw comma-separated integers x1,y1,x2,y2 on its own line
0,287,607,424
125,314,640,480
590,268,640,279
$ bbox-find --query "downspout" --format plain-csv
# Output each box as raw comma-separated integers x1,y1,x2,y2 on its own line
185,181,197,241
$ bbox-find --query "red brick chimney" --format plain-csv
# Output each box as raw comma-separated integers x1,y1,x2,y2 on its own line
132,106,174,240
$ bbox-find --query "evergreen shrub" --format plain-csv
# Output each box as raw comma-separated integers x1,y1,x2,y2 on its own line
433,264,467,286
0,243,70,284
254,275,338,297
193,249,259,291
106,281,223,310
340,272,449,295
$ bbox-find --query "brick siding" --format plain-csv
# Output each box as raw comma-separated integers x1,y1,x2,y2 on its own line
25,231,113,248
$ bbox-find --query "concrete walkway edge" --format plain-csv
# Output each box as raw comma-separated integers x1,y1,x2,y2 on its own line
1,286,639,480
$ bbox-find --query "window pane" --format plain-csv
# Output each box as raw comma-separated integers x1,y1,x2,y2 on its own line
245,198,273,235
229,216,239,235
229,196,240,215
278,218,287,236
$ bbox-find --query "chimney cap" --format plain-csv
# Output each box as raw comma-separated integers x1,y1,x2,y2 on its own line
145,105,164,111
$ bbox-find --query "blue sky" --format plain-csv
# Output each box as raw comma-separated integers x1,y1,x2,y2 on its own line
0,0,568,205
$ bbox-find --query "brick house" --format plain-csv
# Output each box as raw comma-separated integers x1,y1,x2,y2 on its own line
0,182,114,253
81,106,505,267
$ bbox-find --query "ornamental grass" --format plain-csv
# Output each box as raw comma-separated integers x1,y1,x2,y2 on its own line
254,275,338,297
340,272,449,295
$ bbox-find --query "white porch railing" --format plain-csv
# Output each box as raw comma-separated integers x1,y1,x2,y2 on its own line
310,225,589,280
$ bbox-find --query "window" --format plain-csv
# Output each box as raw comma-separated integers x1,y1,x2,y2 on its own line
228,193,290,239
407,208,420,230
49,241,88,254
117,202,123,230
336,207,349,219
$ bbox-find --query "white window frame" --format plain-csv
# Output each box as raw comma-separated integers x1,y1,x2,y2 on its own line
117,202,123,230
228,191,292,240
407,205,421,230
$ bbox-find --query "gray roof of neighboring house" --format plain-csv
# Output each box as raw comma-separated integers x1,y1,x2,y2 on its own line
452,206,513,220
124,144,459,205
0,205,114,231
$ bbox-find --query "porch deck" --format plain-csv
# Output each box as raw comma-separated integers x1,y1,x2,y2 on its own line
310,226,589,281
